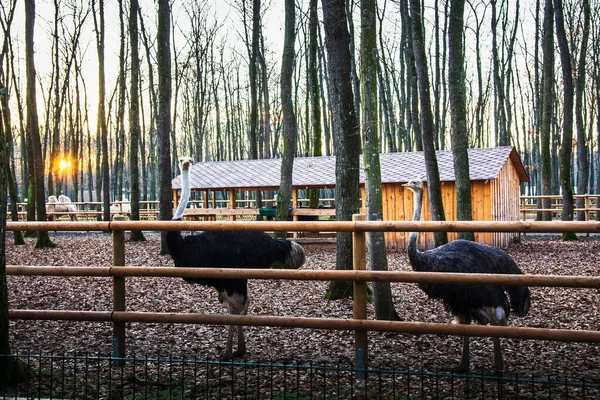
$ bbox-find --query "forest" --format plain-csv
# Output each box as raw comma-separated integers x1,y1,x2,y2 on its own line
0,0,599,216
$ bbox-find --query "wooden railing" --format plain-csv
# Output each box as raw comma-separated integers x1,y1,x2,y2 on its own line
9,194,600,222
520,194,600,221
8,199,337,222
6,219,600,373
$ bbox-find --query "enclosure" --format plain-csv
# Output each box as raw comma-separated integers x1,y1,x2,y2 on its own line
171,146,528,249
4,219,600,398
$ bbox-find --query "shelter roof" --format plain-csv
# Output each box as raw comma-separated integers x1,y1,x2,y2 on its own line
172,146,528,191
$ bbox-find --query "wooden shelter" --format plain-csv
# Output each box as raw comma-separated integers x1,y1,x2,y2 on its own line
172,146,528,249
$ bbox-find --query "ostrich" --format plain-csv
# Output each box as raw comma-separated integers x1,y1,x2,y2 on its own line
402,179,530,374
166,157,306,360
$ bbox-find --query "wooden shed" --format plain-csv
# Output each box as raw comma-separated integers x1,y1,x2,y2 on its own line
172,146,528,249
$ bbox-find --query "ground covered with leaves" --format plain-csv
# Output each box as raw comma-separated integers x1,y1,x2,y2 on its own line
5,232,600,398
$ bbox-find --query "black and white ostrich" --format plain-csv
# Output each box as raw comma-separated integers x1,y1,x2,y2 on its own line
402,179,531,374
166,157,306,360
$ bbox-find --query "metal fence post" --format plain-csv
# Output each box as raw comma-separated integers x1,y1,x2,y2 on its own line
352,214,368,379
112,214,126,366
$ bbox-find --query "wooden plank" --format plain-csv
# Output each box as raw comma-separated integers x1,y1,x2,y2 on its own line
382,184,395,249
442,182,457,242
290,208,336,217
393,183,404,250
402,183,414,250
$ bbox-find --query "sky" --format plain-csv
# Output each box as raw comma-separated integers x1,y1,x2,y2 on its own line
7,0,288,129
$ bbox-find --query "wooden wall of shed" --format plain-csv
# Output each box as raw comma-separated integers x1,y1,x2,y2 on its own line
382,175,521,251
490,156,522,247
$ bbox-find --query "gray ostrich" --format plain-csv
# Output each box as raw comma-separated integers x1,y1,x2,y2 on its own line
166,157,306,360
402,179,531,374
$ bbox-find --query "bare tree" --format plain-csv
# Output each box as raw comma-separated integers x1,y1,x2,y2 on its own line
0,69,30,381
490,0,508,146
115,0,127,201
321,0,361,300
540,0,553,221
249,0,260,161
157,0,173,253
360,0,400,321
409,0,447,247
575,0,590,220
307,0,323,207
129,0,145,241
275,0,297,236
91,0,110,221
448,0,474,241
0,0,31,381
553,0,575,239
0,0,24,245
25,0,54,247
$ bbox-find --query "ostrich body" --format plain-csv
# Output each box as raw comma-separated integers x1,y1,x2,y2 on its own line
403,179,530,373
166,157,306,360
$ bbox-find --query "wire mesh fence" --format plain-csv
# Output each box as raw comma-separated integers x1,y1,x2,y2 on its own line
2,352,599,399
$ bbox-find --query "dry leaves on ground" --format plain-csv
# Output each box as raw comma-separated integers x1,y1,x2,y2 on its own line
6,232,600,383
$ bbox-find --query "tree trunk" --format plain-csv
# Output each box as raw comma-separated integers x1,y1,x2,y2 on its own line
575,0,590,221
491,0,508,146
448,0,474,241
91,0,110,221
540,0,553,221
401,0,422,151
248,0,260,161
25,0,54,247
0,17,25,244
409,0,447,247
276,0,297,238
129,0,145,241
157,0,173,254
321,0,361,300
360,0,400,321
553,0,576,240
308,0,323,208
116,0,126,202
0,1,30,379
0,77,31,382
345,1,361,125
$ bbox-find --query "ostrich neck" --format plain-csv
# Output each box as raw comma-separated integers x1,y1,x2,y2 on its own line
407,188,424,266
173,168,190,220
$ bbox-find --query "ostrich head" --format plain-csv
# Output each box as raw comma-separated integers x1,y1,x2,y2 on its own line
402,178,424,193
178,156,193,172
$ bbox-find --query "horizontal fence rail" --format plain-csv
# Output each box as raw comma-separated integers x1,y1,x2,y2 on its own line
7,265,600,288
8,310,600,343
7,219,600,233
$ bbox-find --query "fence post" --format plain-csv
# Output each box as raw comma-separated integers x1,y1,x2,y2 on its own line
352,214,368,379
112,214,126,366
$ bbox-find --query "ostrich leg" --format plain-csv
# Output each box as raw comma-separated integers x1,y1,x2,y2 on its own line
446,335,470,373
224,324,245,360
221,292,248,360
446,316,471,373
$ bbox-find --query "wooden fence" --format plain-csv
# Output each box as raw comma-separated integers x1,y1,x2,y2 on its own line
520,194,600,220
9,194,600,223
6,218,600,373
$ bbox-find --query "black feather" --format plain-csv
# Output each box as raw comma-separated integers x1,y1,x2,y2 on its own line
166,230,305,298
410,239,530,323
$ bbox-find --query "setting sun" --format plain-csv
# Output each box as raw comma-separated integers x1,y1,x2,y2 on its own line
58,159,71,171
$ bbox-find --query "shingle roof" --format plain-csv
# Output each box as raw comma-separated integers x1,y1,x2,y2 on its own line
172,146,528,190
